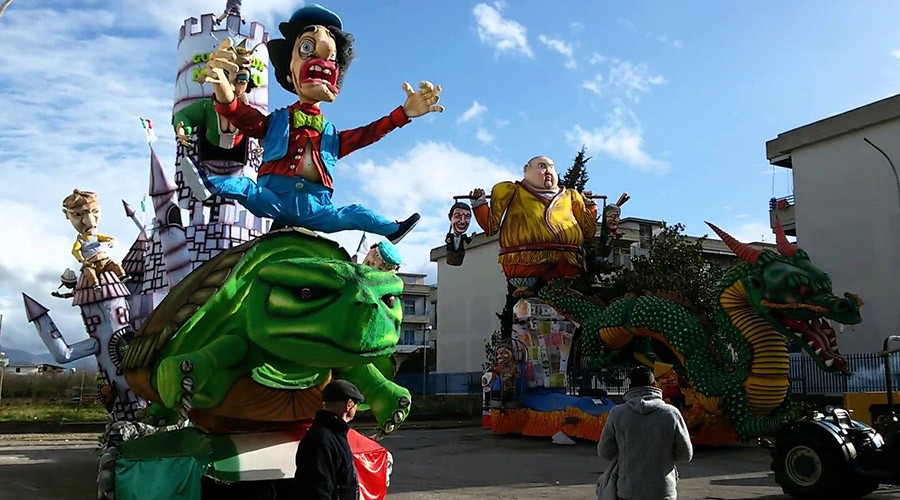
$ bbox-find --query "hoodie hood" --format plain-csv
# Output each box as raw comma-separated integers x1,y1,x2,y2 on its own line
623,386,665,415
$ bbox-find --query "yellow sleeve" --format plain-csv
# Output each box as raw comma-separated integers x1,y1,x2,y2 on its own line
96,234,114,242
571,191,598,239
71,239,83,262
483,182,516,237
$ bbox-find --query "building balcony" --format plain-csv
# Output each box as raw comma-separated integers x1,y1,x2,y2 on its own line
401,283,433,296
769,195,797,236
402,314,431,324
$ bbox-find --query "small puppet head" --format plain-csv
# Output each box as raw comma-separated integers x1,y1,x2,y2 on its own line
522,156,558,191
604,204,621,235
362,241,402,272
268,4,355,103
59,268,77,289
62,189,101,236
448,202,472,235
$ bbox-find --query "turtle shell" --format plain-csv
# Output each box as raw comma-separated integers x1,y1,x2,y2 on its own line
122,229,350,402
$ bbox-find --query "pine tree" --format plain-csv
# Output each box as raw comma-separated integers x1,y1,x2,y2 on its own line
561,145,591,192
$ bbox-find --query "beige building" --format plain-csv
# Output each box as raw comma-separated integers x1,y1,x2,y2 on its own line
395,273,436,348
767,94,900,353
429,217,776,374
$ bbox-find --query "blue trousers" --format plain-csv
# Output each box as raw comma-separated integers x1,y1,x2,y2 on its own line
206,174,399,235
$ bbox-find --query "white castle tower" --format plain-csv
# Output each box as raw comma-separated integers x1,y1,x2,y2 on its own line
123,6,272,325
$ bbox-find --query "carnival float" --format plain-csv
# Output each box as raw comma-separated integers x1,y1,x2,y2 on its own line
465,155,864,446
21,3,443,499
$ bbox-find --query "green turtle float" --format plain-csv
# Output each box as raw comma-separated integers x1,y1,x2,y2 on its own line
121,229,412,435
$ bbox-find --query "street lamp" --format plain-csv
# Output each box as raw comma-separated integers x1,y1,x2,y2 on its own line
863,137,900,213
422,326,433,397
0,351,8,404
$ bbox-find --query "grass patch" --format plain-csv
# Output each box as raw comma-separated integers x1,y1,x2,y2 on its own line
0,401,108,422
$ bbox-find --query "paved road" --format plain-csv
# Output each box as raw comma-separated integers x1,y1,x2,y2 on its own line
3,428,900,499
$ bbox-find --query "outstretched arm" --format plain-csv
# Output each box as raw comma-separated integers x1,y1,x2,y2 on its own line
572,190,598,238
214,99,269,139
337,107,410,159
473,182,515,236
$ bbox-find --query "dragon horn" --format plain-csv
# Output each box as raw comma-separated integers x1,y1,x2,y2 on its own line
773,216,797,258
705,221,761,264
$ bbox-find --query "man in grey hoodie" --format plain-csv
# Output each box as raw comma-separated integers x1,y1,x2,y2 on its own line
597,365,693,500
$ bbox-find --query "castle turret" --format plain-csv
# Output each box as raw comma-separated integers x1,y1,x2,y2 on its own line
149,146,192,290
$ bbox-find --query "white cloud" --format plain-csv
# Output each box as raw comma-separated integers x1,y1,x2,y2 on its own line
588,52,608,65
618,19,637,31
736,213,750,219
711,221,773,244
673,40,683,49
571,22,584,34
495,119,510,128
333,142,520,278
458,101,488,124
476,128,495,145
582,59,666,102
566,108,668,173
538,34,577,69
472,3,533,58
119,0,298,35
891,49,900,61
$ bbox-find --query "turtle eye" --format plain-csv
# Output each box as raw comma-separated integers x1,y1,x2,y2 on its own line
382,295,397,308
296,287,328,301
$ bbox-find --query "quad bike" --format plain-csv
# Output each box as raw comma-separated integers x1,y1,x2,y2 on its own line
771,335,900,499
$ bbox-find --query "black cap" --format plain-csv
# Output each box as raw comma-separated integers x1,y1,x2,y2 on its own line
322,379,364,403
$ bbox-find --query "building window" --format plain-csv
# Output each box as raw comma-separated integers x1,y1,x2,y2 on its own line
402,329,416,345
639,223,653,249
403,299,416,315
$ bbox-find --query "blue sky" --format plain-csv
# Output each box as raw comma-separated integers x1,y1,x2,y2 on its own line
2,0,900,353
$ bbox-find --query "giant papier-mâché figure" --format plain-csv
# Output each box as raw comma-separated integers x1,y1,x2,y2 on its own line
188,4,444,243
471,156,597,297
121,229,412,435
445,201,473,266
537,218,864,440
63,189,129,290
173,39,257,170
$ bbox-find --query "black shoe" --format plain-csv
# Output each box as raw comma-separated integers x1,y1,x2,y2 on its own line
386,214,420,244
269,220,288,232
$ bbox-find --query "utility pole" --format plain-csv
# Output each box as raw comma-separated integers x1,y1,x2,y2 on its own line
0,314,6,404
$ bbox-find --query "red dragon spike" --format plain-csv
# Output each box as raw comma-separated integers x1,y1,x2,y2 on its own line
705,221,762,265
773,216,798,258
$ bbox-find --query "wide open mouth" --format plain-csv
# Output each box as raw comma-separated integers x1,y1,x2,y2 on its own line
779,315,849,374
300,58,339,95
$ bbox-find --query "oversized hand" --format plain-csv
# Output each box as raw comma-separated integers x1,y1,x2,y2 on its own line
470,188,486,201
582,190,597,206
402,80,444,118
203,37,241,104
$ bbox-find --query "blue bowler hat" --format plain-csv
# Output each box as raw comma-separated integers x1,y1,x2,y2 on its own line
377,241,402,266
279,4,343,40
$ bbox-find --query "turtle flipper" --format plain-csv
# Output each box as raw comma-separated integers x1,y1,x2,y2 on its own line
155,335,248,411
338,363,412,435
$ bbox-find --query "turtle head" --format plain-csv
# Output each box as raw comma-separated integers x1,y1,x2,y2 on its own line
246,258,403,367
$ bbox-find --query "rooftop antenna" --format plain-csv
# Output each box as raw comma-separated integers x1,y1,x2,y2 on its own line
863,137,900,213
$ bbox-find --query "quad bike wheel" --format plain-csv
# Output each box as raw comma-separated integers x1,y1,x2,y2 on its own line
772,429,879,500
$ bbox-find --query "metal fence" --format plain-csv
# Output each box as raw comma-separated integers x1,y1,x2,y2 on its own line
394,372,483,395
396,352,899,396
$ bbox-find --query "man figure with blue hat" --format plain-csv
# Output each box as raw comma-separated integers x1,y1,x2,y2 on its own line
362,240,402,273
195,4,444,244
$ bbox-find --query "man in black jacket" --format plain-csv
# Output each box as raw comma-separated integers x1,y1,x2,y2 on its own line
295,379,364,499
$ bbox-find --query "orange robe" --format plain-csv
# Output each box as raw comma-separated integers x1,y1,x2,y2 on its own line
474,181,597,280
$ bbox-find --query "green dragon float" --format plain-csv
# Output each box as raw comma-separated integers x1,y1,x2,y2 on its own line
537,219,863,441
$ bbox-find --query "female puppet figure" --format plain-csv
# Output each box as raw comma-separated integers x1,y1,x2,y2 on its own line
189,4,444,244
445,201,473,266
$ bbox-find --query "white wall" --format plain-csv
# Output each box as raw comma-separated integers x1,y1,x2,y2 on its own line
789,119,900,352
435,240,508,373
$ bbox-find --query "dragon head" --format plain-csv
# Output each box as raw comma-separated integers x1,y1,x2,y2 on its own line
707,218,862,374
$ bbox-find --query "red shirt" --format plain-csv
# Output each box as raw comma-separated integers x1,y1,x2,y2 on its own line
214,99,411,189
